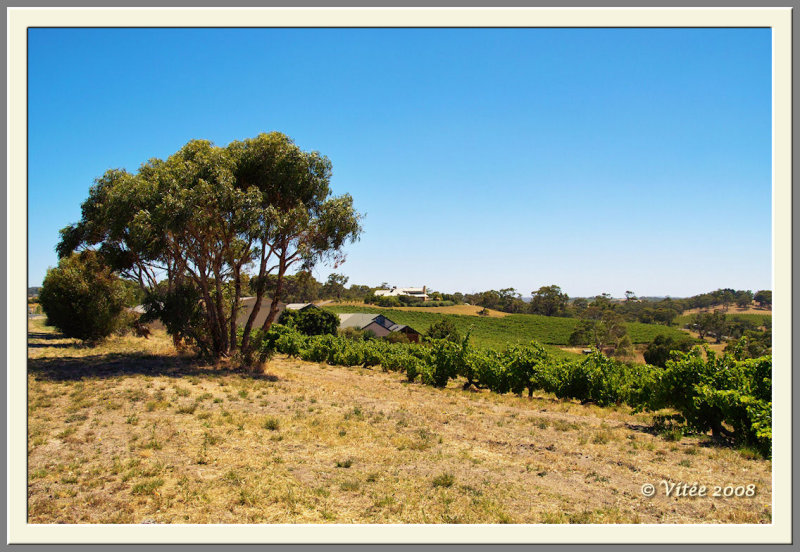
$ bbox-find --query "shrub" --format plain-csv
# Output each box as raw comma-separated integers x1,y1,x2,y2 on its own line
432,473,454,488
426,318,461,343
644,334,697,367
426,339,465,388
724,332,772,359
112,309,140,337
471,349,509,393
141,279,206,352
263,417,280,431
376,296,401,308
360,340,386,368
339,326,367,341
383,332,411,344
39,251,129,343
274,327,306,357
279,308,338,336
646,348,772,456
405,356,421,382
503,341,549,397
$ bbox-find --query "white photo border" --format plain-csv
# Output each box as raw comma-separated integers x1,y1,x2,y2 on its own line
8,6,792,544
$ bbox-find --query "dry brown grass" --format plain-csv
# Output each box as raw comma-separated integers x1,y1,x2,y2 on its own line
682,305,771,316
335,302,509,317
28,319,771,524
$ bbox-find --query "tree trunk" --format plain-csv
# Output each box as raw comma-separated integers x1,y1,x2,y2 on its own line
213,265,229,355
197,273,224,359
240,246,269,357
230,264,241,355
261,258,287,332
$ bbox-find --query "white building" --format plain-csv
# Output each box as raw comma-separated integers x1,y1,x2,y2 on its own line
374,286,429,301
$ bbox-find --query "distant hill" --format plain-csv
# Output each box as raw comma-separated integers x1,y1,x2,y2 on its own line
28,287,41,297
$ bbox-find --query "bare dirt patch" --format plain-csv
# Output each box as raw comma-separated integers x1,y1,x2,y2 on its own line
336,302,509,318
27,321,771,524
682,305,771,316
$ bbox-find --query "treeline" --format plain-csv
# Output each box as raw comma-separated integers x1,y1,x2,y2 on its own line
246,324,772,457
463,287,772,322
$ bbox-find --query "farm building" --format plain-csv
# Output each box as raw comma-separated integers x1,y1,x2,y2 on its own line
337,313,421,342
374,286,429,301
133,299,320,331
283,303,318,312
236,298,322,327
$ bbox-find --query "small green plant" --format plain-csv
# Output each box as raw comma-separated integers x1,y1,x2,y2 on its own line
176,403,197,415
263,417,280,431
131,478,164,496
339,480,359,491
432,473,454,488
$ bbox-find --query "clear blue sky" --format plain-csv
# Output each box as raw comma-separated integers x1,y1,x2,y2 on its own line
28,28,772,297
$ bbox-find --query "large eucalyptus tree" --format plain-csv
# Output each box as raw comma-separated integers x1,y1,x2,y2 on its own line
58,132,362,361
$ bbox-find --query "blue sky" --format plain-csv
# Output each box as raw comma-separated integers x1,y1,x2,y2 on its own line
28,28,772,297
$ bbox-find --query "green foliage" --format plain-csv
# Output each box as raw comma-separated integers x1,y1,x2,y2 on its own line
38,251,128,343
141,280,207,352
407,300,456,308
567,311,631,356
57,132,362,361
322,273,349,300
464,288,527,313
278,308,338,336
645,348,771,456
382,332,411,344
244,315,772,458
754,290,772,308
376,296,401,308
325,305,687,350
724,332,771,359
643,334,697,367
339,326,368,341
529,285,569,316
536,352,648,407
503,341,549,396
425,317,461,343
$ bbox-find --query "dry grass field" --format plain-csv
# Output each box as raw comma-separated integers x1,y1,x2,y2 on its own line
336,302,509,317
28,320,771,524
681,305,771,316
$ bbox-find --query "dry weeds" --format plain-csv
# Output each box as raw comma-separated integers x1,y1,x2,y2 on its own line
27,319,771,524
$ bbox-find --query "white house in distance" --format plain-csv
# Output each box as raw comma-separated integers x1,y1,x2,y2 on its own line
374,286,429,301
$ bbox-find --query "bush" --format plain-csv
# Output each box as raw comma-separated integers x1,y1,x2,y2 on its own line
113,309,140,337
426,318,461,343
643,334,697,367
724,332,771,359
339,326,368,341
39,251,129,343
503,342,549,396
646,348,772,456
383,332,410,344
141,279,207,352
278,308,338,336
376,296,401,308
426,338,466,387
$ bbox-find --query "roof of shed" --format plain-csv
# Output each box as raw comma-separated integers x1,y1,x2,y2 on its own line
338,313,403,330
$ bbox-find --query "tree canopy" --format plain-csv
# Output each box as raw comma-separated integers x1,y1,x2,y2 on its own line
58,132,362,362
